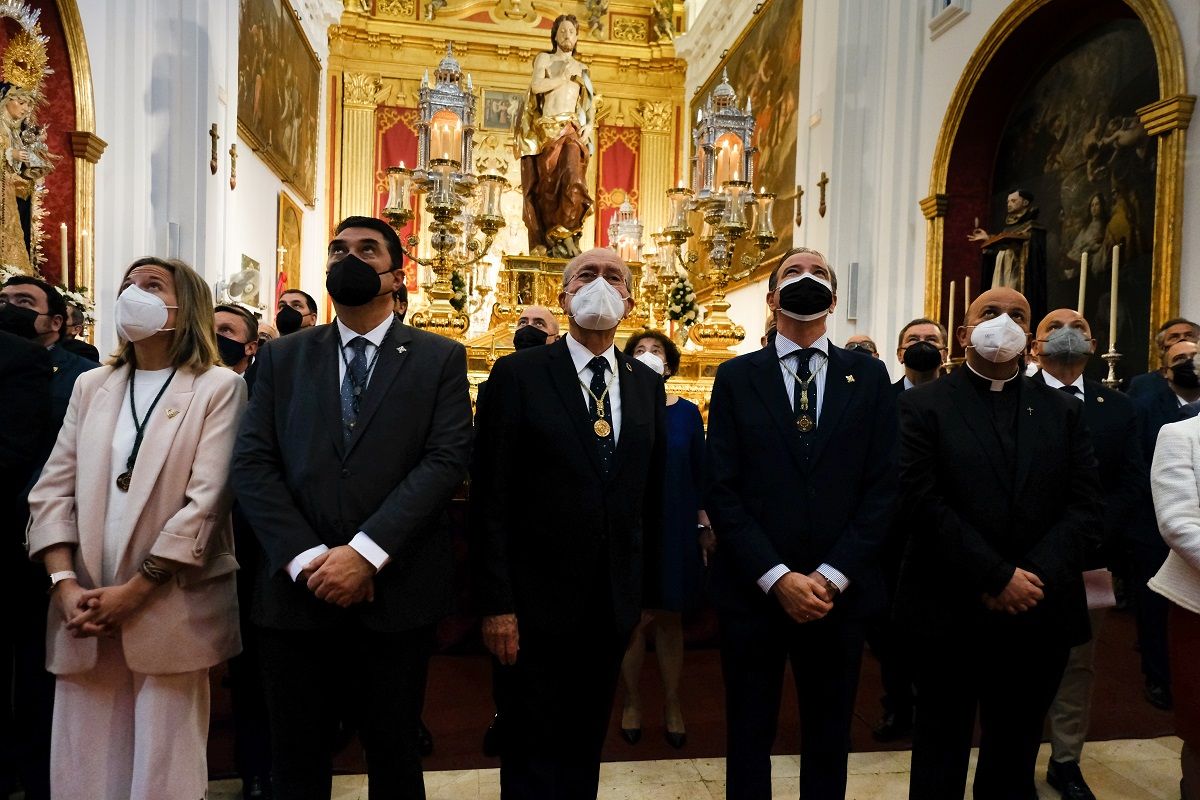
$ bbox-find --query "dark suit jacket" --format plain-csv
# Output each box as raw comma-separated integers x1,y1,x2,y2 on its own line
896,367,1102,645
892,377,906,397
1130,373,1196,549
0,331,50,507
1126,370,1166,403
22,345,100,496
232,317,473,632
58,336,100,363
1032,371,1146,566
705,343,899,621
470,337,666,636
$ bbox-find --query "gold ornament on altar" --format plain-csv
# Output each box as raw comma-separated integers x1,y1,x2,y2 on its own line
0,1,56,278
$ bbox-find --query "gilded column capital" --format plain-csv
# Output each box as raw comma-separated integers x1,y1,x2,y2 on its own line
919,193,948,219
343,72,383,108
636,100,673,133
68,131,108,164
1138,93,1196,136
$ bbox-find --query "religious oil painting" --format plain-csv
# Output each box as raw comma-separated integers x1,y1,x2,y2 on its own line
991,19,1157,374
277,191,303,291
481,90,524,131
695,0,802,268
238,0,321,203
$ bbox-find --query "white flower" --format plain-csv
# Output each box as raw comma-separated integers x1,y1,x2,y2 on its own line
686,292,696,301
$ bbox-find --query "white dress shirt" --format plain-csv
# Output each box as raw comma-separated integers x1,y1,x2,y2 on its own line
565,333,623,443
284,315,395,581
1040,370,1085,400
757,332,849,596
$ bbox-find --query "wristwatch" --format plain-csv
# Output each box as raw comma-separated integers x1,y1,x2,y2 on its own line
48,570,77,594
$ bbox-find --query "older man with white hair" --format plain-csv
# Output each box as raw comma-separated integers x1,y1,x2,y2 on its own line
471,248,666,799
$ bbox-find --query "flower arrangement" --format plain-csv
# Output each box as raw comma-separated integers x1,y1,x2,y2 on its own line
0,263,24,285
450,269,468,313
666,273,699,327
57,283,96,324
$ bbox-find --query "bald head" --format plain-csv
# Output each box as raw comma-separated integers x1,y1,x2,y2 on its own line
1036,308,1092,342
562,248,632,292
1166,340,1198,368
965,288,1031,331
517,305,560,337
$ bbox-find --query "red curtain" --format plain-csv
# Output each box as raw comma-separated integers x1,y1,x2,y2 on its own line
596,126,639,248
374,106,420,291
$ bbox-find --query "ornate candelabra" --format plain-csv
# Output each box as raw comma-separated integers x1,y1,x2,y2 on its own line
659,71,777,350
382,45,507,338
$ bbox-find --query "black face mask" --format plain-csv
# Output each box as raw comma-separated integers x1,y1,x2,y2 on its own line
0,304,40,339
217,333,248,367
513,324,550,350
276,305,303,335
777,275,833,319
903,341,943,372
1171,360,1200,389
326,254,391,307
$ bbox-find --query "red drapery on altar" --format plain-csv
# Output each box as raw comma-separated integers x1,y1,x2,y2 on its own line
597,126,639,248
374,106,421,291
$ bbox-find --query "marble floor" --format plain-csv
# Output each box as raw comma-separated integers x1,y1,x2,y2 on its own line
208,736,1183,799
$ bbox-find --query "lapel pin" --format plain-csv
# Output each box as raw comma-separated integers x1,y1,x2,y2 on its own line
396,345,407,354
845,375,855,384
1097,396,1105,403
166,408,180,419
626,362,633,372
52,365,60,373
1027,407,1034,415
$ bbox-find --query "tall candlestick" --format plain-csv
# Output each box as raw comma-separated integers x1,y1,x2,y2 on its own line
1077,251,1088,313
60,222,68,279
1108,244,1120,345
947,280,956,358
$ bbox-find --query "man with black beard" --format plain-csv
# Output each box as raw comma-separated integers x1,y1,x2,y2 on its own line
706,247,897,798
865,317,949,745
1031,309,1146,800
897,288,1101,800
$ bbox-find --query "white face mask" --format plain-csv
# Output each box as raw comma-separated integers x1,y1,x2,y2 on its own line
634,351,665,375
968,313,1028,363
567,277,628,331
115,284,176,342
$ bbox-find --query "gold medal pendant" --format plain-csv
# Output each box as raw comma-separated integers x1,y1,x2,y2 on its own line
116,471,132,491
593,418,612,438
796,415,815,433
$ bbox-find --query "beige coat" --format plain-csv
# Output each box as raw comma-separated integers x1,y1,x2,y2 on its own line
27,364,247,676
1149,414,1200,616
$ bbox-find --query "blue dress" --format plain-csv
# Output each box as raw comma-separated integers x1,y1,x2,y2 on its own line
659,397,706,612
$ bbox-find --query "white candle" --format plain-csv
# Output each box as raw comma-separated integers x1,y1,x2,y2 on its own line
1109,244,1120,346
964,276,971,314
947,280,956,355
1077,251,1088,313
60,222,68,279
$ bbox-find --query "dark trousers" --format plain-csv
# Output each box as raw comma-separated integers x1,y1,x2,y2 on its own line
495,592,625,800
909,624,1070,800
865,614,914,720
228,522,272,783
1132,539,1171,688
2,533,52,800
259,625,434,800
719,608,865,800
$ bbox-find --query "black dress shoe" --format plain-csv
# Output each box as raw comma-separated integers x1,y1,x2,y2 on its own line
243,775,272,799
871,711,913,742
619,727,642,745
664,730,687,749
1046,759,1096,800
1144,680,1173,711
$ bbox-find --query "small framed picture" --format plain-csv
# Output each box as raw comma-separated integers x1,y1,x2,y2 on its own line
481,90,524,131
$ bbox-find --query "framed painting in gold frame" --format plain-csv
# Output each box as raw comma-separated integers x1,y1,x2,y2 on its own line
277,191,303,292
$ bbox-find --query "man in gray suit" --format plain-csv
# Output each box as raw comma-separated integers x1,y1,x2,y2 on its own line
233,216,473,800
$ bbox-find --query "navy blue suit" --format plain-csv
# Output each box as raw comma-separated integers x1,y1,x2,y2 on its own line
706,341,897,799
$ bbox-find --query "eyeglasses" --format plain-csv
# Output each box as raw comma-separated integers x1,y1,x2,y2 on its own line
847,342,877,355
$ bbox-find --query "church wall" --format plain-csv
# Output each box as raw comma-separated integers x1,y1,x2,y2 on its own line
78,0,338,354
681,0,1199,375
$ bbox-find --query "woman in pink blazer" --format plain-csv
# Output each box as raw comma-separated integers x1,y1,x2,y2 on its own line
27,257,246,800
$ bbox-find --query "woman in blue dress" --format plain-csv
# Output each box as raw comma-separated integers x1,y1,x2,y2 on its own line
617,330,711,749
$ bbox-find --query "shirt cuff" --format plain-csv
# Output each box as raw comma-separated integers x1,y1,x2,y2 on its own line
285,544,330,582
757,563,790,594
816,563,850,592
349,532,391,572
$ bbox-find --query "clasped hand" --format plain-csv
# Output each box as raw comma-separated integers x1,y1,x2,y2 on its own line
771,571,836,624
59,577,156,638
982,567,1044,614
483,613,519,665
301,546,376,607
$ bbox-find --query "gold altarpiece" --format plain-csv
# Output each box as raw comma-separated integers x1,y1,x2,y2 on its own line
328,0,727,413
